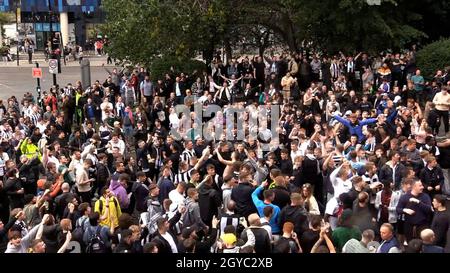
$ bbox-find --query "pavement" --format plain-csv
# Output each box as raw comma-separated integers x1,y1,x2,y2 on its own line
0,54,118,101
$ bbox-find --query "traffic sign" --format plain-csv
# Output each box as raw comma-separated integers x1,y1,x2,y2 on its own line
32,68,42,78
49,59,58,74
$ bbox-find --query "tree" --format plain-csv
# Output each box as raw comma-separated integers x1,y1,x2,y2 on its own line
416,38,450,79
101,0,228,67
101,0,448,67
0,12,14,46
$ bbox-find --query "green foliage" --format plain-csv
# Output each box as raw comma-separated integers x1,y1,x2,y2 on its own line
150,56,206,80
101,0,448,65
416,38,450,79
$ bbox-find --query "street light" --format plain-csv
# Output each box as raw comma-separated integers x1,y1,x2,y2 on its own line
15,0,21,66
48,0,57,86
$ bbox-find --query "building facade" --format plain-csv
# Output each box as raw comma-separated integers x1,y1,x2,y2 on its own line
1,0,104,50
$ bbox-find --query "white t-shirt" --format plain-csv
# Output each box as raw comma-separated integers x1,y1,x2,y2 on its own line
169,190,185,209
100,102,113,121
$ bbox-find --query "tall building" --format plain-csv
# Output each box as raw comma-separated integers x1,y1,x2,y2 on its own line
1,0,104,50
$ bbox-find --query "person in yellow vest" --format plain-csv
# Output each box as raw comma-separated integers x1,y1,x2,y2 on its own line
94,187,122,229
19,137,42,161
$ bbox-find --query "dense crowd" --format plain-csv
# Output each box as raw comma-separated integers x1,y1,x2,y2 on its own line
0,48,449,253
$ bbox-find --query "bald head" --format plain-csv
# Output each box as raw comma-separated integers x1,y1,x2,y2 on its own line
362,229,375,244
248,213,261,226
227,200,236,212
61,183,70,192
420,229,435,244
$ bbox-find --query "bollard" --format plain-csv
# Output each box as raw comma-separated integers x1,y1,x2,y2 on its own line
80,59,91,89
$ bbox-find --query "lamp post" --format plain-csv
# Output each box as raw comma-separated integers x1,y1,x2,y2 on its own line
15,0,20,66
48,0,57,86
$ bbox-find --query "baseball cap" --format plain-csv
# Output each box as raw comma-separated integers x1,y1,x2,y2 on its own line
181,225,198,239
344,110,352,116
221,233,237,246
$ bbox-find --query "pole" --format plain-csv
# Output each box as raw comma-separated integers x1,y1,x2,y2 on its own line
48,0,53,37
36,62,41,106
15,1,19,66
48,0,57,86
36,62,40,88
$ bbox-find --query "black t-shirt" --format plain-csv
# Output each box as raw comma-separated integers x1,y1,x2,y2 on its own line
300,229,320,253
431,210,450,247
253,62,265,80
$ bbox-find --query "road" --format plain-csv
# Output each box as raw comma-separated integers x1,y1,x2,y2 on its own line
0,56,114,101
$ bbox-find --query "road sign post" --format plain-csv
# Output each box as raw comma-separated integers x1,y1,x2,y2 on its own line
49,58,58,86
34,62,42,107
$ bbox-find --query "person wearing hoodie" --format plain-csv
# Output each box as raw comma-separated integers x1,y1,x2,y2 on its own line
94,187,122,229
182,188,208,232
5,214,49,253
109,174,130,210
279,193,309,237
197,175,222,228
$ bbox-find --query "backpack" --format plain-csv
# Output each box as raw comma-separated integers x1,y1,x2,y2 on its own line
86,226,107,253
71,217,88,243
141,200,163,237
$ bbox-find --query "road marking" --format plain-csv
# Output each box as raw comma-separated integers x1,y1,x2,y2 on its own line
0,82,15,91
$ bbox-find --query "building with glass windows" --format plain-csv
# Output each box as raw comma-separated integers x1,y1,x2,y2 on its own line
1,0,104,50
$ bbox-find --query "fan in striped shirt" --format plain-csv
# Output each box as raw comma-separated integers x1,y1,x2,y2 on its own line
180,140,196,163
329,144,345,166
174,147,210,186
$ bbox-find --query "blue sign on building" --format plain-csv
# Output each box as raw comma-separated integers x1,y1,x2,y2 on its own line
35,23,43,32
18,0,101,12
0,0,10,12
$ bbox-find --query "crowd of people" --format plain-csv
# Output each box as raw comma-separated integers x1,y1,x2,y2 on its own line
0,47,449,254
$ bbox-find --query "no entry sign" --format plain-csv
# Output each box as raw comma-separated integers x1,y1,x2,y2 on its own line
49,59,58,74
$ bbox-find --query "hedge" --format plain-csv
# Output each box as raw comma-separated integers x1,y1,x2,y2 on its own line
149,56,207,80
416,38,450,80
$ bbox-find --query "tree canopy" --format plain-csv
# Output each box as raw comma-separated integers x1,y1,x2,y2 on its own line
101,0,450,66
